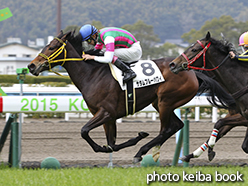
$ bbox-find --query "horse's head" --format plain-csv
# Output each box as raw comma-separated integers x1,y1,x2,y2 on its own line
28,31,74,76
169,32,212,74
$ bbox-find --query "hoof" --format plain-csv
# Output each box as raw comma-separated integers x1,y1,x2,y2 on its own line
152,146,160,162
179,156,190,163
208,151,216,161
103,145,113,153
139,132,149,138
133,157,142,164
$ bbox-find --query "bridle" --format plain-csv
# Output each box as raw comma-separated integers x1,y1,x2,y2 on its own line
182,39,248,100
38,37,84,76
181,40,229,71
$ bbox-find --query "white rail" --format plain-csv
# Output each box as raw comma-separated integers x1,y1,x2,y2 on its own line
0,95,218,122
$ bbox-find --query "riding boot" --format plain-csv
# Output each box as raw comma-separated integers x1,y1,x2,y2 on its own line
114,59,136,83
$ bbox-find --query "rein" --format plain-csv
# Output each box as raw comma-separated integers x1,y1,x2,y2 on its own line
181,40,229,71
38,37,84,77
182,39,248,100
232,85,248,99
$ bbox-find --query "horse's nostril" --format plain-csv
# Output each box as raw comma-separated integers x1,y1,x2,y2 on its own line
28,63,35,69
28,63,36,72
169,62,175,68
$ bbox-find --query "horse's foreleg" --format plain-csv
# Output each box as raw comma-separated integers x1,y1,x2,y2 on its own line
181,123,236,163
103,121,117,147
208,113,246,147
103,120,149,151
181,125,234,163
207,125,234,161
133,112,183,163
181,114,247,163
81,107,113,153
207,114,247,161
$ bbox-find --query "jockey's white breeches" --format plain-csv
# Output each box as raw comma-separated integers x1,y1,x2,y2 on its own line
114,41,142,63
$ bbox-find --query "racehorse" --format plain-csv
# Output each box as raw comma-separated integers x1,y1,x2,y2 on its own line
27,30,235,163
169,32,248,162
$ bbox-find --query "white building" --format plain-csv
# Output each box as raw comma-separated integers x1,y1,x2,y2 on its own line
164,39,189,54
0,39,41,74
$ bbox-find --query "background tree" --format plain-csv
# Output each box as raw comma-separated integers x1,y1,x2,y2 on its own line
63,25,80,34
145,43,179,59
122,20,160,59
91,20,105,30
2,0,247,45
181,15,248,51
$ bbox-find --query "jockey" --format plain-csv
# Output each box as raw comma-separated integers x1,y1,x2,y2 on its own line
78,24,142,83
230,31,248,61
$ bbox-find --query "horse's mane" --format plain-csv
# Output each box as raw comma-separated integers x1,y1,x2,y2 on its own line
57,30,84,56
64,31,104,57
208,35,248,67
67,33,84,56
208,36,234,54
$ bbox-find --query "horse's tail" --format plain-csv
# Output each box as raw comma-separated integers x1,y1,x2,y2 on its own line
195,71,236,109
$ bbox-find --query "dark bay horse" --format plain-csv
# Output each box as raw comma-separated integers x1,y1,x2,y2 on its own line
169,32,248,162
27,31,235,163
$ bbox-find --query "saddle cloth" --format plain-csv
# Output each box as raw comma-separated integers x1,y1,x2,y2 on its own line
109,60,165,90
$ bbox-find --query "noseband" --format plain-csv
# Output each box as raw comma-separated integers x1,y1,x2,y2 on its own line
38,37,84,76
39,37,68,68
181,40,229,71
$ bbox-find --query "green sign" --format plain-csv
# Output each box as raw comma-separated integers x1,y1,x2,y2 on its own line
0,87,7,96
0,7,13,22
16,68,29,74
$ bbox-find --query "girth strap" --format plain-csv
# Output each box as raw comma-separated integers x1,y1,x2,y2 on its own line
125,80,136,115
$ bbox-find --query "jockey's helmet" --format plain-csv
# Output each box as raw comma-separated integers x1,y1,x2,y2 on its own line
239,31,248,46
243,32,248,46
79,24,98,41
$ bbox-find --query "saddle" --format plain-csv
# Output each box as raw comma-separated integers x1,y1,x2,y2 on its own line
85,49,164,115
109,60,165,115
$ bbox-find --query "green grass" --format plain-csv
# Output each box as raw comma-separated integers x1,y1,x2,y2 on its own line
0,166,247,186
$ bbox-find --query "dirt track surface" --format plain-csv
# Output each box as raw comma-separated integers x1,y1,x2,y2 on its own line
0,115,247,167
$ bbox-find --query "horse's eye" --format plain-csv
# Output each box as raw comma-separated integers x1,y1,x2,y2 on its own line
49,47,55,50
191,48,197,52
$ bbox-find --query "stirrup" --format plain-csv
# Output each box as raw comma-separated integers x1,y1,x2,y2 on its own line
123,72,136,82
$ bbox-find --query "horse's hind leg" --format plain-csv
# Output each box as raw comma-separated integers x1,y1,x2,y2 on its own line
103,120,149,152
133,111,183,163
